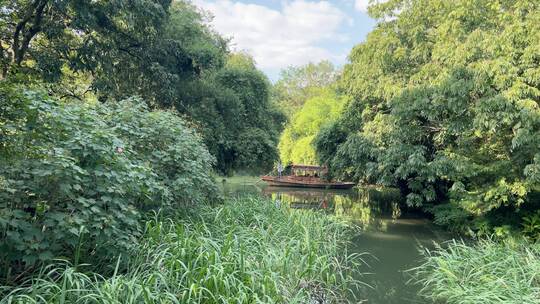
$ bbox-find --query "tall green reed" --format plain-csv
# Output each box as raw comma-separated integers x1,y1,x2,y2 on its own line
1,196,364,303
412,238,540,304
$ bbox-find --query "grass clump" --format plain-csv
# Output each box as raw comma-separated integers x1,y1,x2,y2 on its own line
1,196,363,303
413,238,540,304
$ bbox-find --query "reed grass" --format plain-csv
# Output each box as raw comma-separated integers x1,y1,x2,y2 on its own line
412,238,540,304
1,196,364,303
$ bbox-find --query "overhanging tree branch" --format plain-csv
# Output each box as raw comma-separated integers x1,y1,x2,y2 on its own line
13,0,48,65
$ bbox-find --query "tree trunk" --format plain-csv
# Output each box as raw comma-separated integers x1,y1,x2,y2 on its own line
10,0,48,69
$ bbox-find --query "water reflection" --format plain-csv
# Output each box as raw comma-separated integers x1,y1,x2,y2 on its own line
263,187,339,212
259,186,405,233
220,180,448,304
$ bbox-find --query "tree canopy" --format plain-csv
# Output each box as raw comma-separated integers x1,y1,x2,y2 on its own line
315,0,540,232
279,89,344,165
273,60,338,117
0,0,283,174
184,53,285,174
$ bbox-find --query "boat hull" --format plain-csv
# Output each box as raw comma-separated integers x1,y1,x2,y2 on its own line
261,176,355,189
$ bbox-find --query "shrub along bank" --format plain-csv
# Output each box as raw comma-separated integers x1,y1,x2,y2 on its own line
1,197,363,303
0,85,219,282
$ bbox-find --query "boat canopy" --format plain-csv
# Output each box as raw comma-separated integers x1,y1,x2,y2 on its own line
290,164,328,175
290,164,326,171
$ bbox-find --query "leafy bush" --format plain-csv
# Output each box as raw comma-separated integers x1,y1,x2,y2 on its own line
413,238,540,304
522,210,540,241
0,85,218,281
1,196,364,303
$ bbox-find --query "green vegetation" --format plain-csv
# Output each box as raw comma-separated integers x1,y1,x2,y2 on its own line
273,61,338,117
278,89,345,165
414,238,540,304
190,53,285,175
0,1,298,300
0,0,284,175
268,1,540,302
311,0,540,235
1,197,363,303
3,0,540,302
0,84,218,280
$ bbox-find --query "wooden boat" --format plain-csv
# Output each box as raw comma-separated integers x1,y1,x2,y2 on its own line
261,176,355,189
261,164,355,189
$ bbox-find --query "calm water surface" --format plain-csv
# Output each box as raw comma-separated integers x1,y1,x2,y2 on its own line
220,179,450,303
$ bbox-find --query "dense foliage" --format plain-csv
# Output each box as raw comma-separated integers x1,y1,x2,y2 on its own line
189,54,285,174
315,0,540,232
5,0,540,302
278,89,345,165
0,84,218,281
0,0,225,102
273,60,338,117
414,238,540,303
1,197,362,303
0,0,283,174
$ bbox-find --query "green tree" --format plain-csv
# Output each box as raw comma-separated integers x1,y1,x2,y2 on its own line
316,0,540,230
0,0,170,83
273,60,338,116
188,53,285,174
116,0,227,106
279,89,345,165
0,1,283,174
0,0,227,104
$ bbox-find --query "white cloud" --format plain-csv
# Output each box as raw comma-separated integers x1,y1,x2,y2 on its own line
354,0,369,12
354,0,391,14
191,0,351,70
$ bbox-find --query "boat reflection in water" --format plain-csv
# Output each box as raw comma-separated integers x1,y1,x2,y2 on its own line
262,186,404,231
262,187,340,212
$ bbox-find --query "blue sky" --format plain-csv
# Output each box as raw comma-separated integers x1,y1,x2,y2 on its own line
191,0,377,81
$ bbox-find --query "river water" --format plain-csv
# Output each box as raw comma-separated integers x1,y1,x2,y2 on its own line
220,179,450,303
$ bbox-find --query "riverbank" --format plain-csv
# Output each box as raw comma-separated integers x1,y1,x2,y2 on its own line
216,175,262,185
1,197,363,303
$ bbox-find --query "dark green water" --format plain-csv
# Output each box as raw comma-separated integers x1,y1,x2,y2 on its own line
220,179,449,303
